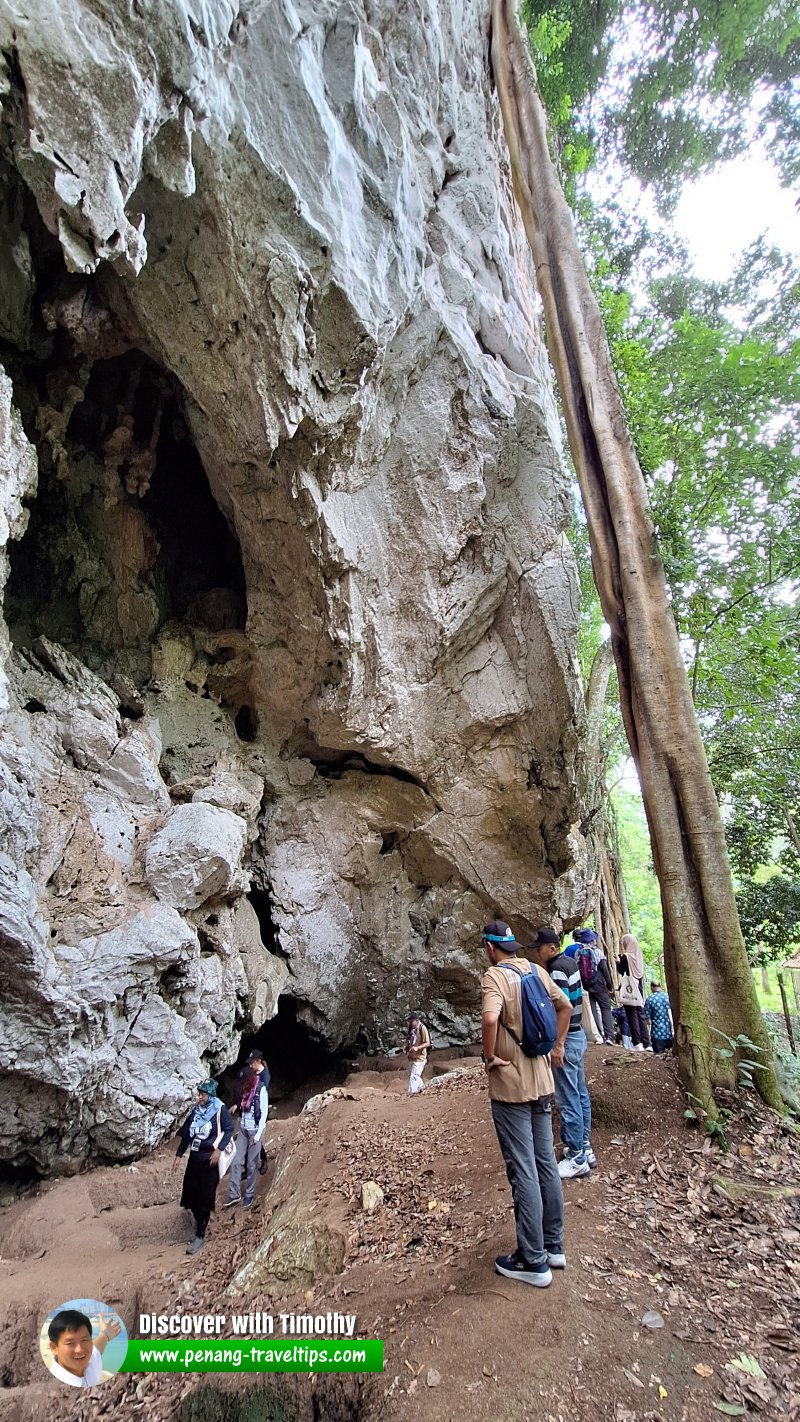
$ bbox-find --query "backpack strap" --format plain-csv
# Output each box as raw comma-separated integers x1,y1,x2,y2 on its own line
213,1103,224,1149
494,961,526,1047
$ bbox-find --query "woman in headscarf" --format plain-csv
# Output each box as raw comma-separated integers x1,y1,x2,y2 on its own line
617,934,652,1052
172,1079,233,1255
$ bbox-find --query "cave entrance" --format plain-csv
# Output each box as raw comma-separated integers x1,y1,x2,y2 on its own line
226,996,348,1118
219,888,348,1113
4,346,247,689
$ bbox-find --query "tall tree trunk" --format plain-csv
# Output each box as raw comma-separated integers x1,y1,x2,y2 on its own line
490,0,781,1112
582,639,626,976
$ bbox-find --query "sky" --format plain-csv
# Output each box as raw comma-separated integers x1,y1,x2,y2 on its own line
675,150,800,280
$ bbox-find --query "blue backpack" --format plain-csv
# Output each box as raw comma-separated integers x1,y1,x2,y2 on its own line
496,962,558,1057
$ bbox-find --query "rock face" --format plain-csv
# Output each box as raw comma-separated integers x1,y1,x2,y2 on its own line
0,0,589,1172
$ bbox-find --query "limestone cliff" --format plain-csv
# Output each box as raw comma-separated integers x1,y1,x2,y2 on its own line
0,0,588,1172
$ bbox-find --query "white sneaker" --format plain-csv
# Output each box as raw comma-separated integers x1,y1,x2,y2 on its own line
635,1043,646,1052
495,1253,553,1287
558,1153,590,1179
547,1251,567,1268
583,1146,597,1168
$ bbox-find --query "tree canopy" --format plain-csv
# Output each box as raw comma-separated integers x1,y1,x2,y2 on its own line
522,0,800,204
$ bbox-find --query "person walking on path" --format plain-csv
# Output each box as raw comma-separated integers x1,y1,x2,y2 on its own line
229,1049,271,1177
173,1079,233,1255
481,920,572,1288
618,933,652,1051
644,981,674,1053
224,1054,269,1208
531,929,594,1177
577,929,616,1044
405,1012,430,1094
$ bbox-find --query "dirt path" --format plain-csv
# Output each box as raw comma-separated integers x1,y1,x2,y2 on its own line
0,1050,798,1422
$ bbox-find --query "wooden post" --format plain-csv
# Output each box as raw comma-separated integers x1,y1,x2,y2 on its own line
778,971,797,1057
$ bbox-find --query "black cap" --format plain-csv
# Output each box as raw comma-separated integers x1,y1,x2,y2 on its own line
532,928,561,947
482,920,517,948
246,1049,265,1062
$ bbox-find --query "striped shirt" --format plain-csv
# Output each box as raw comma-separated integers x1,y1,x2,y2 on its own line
547,951,583,1032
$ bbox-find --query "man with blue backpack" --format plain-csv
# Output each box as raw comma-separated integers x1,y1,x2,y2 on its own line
481,920,572,1288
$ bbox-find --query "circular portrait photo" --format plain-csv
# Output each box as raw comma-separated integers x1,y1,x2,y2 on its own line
39,1299,128,1388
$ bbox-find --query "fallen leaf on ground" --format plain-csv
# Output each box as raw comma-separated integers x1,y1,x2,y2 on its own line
727,1353,766,1378
694,1363,714,1377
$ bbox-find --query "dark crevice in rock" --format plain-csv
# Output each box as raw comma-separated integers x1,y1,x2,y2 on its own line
247,886,281,955
234,703,258,742
0,153,250,706
303,747,428,793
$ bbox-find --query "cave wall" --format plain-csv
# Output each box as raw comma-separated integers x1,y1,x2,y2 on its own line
0,0,590,1171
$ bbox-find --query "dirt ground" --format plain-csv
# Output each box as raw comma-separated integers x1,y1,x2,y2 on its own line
0,1048,798,1422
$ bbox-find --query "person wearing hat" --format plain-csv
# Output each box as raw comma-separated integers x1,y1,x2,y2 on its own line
405,1012,430,1094
224,1052,269,1209
172,1080,233,1254
481,920,572,1288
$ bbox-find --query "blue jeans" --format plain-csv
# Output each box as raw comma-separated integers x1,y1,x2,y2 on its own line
553,1029,591,1153
491,1099,564,1269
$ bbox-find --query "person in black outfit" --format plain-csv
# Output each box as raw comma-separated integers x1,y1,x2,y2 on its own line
173,1079,233,1255
577,930,616,1043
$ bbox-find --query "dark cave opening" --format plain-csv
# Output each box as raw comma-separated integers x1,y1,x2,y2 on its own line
4,348,247,686
219,889,347,1108
248,996,347,1099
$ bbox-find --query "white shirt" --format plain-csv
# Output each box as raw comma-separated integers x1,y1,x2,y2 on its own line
50,1345,104,1387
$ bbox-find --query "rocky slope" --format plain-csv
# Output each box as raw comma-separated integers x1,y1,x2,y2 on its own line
0,0,588,1172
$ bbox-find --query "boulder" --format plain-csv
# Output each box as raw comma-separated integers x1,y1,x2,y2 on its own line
144,803,249,910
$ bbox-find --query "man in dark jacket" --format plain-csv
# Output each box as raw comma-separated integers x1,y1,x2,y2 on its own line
575,929,616,1044
172,1079,233,1255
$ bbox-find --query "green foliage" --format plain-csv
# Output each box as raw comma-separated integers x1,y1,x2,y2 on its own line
736,877,800,965
684,1091,732,1151
612,788,663,968
522,0,800,206
524,2,800,973
711,1029,768,1091
765,1017,800,1114
587,221,800,968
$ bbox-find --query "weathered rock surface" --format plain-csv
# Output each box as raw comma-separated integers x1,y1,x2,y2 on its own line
0,0,590,1170
145,802,249,910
